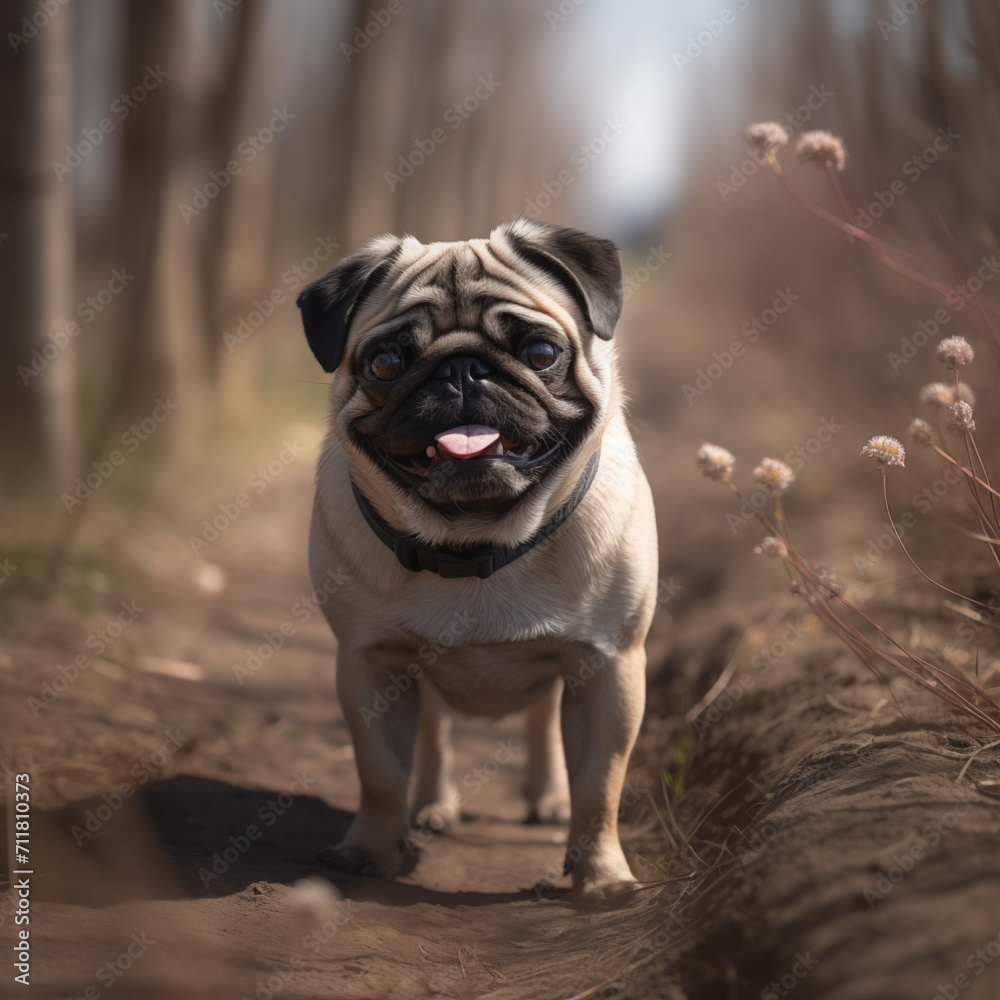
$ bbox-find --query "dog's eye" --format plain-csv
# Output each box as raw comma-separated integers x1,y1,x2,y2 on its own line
369,350,403,381
520,342,558,371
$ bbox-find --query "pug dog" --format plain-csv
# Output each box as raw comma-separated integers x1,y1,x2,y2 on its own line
296,219,658,898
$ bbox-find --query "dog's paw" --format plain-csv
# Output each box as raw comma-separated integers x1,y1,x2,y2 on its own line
526,795,571,825
413,802,456,835
573,876,639,906
316,845,387,879
569,850,638,903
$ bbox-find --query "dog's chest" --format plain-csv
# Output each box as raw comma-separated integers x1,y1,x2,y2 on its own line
370,578,604,715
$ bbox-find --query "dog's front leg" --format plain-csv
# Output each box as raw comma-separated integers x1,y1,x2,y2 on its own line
319,646,419,880
560,642,646,899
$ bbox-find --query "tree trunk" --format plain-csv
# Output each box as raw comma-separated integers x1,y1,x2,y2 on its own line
0,0,76,495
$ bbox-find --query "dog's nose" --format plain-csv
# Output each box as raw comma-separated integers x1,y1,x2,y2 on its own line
432,356,491,389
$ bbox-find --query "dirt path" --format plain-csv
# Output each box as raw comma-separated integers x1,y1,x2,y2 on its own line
0,428,674,1000
4,423,1000,1000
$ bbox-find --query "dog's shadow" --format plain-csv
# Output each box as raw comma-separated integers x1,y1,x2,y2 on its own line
139,774,361,897
143,775,540,907
32,775,549,908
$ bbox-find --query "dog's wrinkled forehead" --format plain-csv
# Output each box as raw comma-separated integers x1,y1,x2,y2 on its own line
354,236,561,347
296,220,624,374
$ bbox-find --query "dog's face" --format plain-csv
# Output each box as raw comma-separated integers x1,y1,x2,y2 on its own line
297,220,624,528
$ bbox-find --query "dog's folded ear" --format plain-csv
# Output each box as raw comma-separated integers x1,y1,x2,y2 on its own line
496,219,624,340
296,236,402,373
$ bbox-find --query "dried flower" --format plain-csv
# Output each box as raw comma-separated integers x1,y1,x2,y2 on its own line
908,418,936,447
744,122,789,155
810,563,844,597
795,130,846,171
936,336,974,370
695,443,735,482
947,401,975,436
861,435,906,468
919,382,956,409
754,536,788,559
753,457,796,494
956,382,976,407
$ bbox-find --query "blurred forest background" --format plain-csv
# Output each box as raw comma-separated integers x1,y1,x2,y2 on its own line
1,0,999,565
4,4,1000,996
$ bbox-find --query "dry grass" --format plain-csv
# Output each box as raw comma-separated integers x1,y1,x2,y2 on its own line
695,123,1000,738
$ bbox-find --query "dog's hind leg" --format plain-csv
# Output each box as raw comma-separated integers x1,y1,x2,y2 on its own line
410,676,460,833
524,677,571,824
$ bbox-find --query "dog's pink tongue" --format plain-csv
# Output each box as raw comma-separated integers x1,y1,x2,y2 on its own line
435,425,501,459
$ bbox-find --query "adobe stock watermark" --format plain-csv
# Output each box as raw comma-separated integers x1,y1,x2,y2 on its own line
212,0,245,19
7,0,70,53
27,601,145,717
545,0,586,30
682,287,799,404
188,438,305,554
403,738,522,853
516,117,628,220
844,127,960,244
717,84,833,201
223,236,340,353
862,791,975,907
760,953,819,999
726,417,844,533
61,398,179,513
384,75,500,191
70,731,189,845
886,258,998,371
70,933,156,998
672,0,750,73
61,398,178,513
18,268,135,384
360,610,476,726
852,460,971,577
533,776,648,893
197,771,318,887
622,246,672,302
931,927,1000,1000
236,898,355,1000
573,909,697,998
178,107,296,223
232,567,350,685
691,617,813,737
736,756,853,867
52,65,169,180
877,0,929,40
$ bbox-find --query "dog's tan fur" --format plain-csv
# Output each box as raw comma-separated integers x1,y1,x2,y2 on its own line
302,220,657,898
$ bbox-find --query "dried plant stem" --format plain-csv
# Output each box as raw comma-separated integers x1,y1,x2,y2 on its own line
825,164,858,226
967,432,1000,535
773,494,790,542
931,444,1000,500
773,170,1000,330
712,476,1000,730
934,208,1000,354
880,468,989,609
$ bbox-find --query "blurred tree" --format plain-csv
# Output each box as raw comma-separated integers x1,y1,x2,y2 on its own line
0,0,76,495
209,0,283,419
93,0,211,452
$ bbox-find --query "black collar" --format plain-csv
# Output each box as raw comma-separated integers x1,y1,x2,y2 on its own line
350,449,601,580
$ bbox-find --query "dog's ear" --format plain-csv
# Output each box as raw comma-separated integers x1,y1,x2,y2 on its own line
497,219,624,340
296,236,402,373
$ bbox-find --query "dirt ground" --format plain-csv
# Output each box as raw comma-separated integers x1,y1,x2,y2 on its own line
3,407,1000,1000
